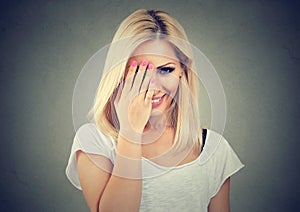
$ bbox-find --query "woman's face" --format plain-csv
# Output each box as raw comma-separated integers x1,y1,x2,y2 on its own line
127,39,183,115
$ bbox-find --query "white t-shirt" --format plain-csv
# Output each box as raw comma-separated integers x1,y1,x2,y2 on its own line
66,123,244,211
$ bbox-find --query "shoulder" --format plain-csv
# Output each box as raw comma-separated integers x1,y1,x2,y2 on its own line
198,128,240,164
73,123,117,158
66,123,115,190
76,123,101,136
75,123,116,149
201,129,244,198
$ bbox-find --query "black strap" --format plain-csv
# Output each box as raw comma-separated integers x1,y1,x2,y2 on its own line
201,128,207,151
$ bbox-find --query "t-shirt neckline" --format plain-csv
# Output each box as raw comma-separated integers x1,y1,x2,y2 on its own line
141,130,211,170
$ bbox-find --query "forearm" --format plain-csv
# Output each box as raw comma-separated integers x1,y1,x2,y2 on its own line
99,134,142,211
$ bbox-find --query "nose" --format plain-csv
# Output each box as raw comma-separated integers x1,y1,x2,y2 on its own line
149,71,160,90
149,74,165,95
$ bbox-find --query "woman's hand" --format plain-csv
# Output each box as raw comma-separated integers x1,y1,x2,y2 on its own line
114,60,155,142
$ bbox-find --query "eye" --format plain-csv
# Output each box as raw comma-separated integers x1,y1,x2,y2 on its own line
157,67,175,75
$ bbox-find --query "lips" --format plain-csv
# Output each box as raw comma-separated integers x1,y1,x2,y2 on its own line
151,94,165,102
151,94,166,107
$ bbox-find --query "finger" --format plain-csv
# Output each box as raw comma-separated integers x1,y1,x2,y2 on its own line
140,63,154,93
145,76,155,106
138,60,148,72
133,70,147,94
114,78,124,106
123,60,138,92
131,60,148,93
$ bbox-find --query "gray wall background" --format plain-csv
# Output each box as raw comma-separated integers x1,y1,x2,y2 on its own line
1,0,299,211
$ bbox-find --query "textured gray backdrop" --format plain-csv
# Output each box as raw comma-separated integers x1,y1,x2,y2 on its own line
1,0,299,211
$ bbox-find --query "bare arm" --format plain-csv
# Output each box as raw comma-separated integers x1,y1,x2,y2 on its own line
76,135,142,212
76,151,111,212
208,177,230,212
99,135,143,211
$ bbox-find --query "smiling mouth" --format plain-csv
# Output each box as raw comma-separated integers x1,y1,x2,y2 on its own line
151,94,166,107
151,94,165,102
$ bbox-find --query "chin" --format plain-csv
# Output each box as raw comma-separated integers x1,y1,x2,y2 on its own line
150,96,172,116
150,108,165,116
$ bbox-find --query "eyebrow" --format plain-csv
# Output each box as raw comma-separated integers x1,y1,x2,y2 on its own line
156,62,176,69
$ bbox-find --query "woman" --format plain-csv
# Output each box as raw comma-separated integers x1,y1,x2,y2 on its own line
66,9,244,212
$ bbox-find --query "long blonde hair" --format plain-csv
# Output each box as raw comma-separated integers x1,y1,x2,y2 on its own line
89,9,202,153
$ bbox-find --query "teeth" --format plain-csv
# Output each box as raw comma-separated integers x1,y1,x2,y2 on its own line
151,97,161,103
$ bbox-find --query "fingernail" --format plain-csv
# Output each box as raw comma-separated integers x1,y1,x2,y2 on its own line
148,64,153,70
132,60,137,67
141,60,147,66
151,77,155,83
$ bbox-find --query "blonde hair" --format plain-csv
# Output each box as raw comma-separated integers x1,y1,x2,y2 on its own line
89,9,202,153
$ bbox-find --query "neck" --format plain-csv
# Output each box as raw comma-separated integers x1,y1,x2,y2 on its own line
144,112,170,132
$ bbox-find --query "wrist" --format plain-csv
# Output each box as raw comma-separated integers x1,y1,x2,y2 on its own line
119,128,143,144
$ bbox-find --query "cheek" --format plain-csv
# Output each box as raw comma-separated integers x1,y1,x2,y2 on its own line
159,75,180,97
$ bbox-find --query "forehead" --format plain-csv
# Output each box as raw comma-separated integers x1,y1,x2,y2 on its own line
130,39,178,62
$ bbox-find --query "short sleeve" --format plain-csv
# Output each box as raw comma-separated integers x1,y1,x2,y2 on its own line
65,123,116,190
208,134,244,198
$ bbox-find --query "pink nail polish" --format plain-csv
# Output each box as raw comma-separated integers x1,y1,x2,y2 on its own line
141,60,147,66
132,60,137,67
148,64,153,70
